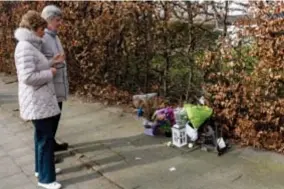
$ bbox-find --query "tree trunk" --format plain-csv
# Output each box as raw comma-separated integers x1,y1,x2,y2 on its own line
185,1,195,102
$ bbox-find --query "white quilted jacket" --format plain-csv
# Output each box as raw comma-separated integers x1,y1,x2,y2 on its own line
14,28,61,120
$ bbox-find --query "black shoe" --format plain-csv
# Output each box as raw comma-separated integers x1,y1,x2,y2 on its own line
54,156,63,164
55,142,69,152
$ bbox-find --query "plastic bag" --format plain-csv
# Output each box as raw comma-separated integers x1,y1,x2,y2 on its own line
184,104,213,129
186,122,198,141
217,137,226,149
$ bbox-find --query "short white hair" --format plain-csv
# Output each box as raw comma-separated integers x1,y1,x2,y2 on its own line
41,5,62,21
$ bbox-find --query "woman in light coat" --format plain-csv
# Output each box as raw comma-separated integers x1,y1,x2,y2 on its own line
14,10,65,189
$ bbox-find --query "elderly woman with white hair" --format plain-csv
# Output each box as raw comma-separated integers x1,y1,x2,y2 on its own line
41,5,69,157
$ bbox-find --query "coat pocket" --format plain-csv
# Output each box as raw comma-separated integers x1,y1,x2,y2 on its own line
33,83,55,98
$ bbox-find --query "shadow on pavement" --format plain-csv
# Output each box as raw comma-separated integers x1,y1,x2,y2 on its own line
0,94,18,105
58,134,179,182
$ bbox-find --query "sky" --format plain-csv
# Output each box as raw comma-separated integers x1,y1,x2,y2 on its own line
198,0,249,16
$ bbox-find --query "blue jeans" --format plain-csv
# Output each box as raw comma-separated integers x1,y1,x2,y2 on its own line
53,102,62,145
33,115,59,184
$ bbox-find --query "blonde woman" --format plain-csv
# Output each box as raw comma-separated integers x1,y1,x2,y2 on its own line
14,10,64,189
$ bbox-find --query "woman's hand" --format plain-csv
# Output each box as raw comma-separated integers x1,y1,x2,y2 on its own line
51,67,57,76
52,53,65,65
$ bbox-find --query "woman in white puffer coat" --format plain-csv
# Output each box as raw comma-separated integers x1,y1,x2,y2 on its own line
14,10,65,189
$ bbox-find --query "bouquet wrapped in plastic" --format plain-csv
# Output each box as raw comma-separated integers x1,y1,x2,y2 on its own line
184,104,213,142
133,93,170,136
173,108,188,126
151,108,175,137
184,104,213,129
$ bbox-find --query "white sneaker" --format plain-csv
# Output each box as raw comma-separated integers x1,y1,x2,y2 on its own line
38,181,62,189
35,168,62,177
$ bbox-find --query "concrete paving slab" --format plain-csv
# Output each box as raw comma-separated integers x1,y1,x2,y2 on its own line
0,156,22,178
13,153,34,167
5,121,31,134
13,183,37,189
1,138,30,152
61,101,103,119
8,146,34,159
0,146,7,158
0,173,31,188
20,163,34,177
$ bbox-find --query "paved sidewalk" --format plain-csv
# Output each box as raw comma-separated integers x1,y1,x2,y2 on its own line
1,73,284,189
0,109,121,189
